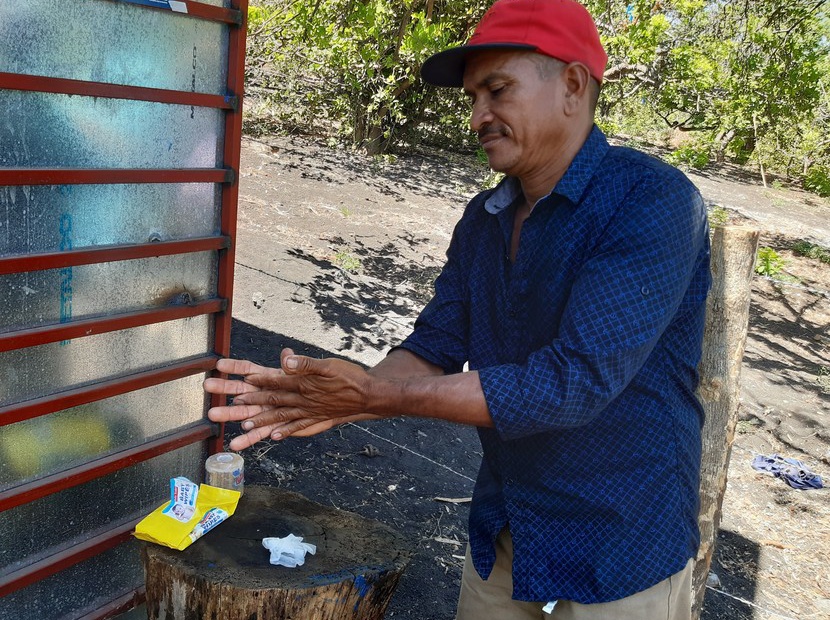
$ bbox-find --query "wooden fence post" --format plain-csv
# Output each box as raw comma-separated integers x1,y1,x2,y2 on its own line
693,226,760,618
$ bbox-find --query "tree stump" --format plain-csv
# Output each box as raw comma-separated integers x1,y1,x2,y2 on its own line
693,226,760,618
141,485,412,620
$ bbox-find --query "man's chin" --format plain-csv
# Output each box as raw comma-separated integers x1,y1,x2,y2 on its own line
486,159,515,175
483,149,517,176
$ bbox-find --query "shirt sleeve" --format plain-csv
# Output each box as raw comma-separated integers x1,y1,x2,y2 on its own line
396,199,481,374
479,170,710,440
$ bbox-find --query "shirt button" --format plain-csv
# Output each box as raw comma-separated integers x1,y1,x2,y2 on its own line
641,285,650,296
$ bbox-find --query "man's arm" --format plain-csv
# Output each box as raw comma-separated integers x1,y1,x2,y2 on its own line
204,348,492,450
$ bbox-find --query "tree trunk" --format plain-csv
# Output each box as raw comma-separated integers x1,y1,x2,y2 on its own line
692,226,760,619
142,486,412,620
753,113,767,187
714,128,736,163
363,125,385,156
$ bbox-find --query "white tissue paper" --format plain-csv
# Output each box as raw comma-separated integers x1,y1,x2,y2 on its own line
262,534,317,567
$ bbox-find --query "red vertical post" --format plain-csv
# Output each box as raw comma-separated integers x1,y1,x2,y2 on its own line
211,0,249,453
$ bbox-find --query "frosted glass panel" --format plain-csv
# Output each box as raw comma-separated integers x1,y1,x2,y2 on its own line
0,183,220,256
0,315,212,406
0,541,144,620
0,444,205,620
0,252,218,333
0,441,205,573
0,91,224,169
0,374,209,491
0,0,229,94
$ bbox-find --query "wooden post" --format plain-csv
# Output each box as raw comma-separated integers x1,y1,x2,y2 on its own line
141,486,412,620
693,226,760,618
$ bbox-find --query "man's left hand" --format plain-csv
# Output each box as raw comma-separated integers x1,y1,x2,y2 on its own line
204,349,382,450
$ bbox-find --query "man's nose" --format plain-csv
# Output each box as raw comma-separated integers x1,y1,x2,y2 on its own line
470,99,493,132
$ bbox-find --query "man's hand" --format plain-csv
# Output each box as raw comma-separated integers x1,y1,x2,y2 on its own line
204,347,489,450
204,349,384,450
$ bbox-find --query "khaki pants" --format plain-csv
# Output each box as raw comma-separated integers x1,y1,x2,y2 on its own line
456,529,693,620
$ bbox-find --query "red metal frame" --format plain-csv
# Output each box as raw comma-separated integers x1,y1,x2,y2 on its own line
0,0,248,611
78,589,147,620
0,236,229,275
0,72,237,110
0,299,226,352
0,168,232,186
0,355,218,428
107,0,242,25
210,0,249,453
104,0,243,26
0,519,139,598
0,422,216,513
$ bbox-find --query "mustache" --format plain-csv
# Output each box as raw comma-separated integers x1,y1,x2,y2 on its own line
478,126,508,141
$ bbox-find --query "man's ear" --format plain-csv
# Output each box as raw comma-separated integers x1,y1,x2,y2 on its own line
561,62,592,117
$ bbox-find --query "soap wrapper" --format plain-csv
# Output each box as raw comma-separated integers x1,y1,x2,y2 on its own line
135,479,240,550
263,534,317,567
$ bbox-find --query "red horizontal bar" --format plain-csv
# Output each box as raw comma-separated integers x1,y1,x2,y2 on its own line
109,0,242,25
78,587,146,620
0,355,219,428
0,167,233,186
0,72,237,110
0,422,215,513
0,518,139,598
0,236,229,275
0,299,226,353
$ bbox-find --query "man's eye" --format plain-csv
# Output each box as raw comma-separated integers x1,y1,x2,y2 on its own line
490,85,505,96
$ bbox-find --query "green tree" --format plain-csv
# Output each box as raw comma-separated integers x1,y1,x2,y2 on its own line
248,0,491,154
587,1,829,180
247,0,830,192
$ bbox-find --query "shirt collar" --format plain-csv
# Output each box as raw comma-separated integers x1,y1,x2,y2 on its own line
484,125,609,214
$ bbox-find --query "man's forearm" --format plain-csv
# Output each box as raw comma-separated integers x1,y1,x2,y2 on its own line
369,363,494,428
367,347,446,380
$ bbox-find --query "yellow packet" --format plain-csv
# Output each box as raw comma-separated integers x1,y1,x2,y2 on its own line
135,478,240,551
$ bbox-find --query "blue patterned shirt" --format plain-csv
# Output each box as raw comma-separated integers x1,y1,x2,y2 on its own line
399,126,710,604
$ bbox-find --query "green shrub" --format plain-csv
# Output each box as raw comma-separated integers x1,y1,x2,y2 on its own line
755,247,786,277
667,143,710,169
333,251,361,273
707,205,729,227
803,166,830,197
791,240,830,265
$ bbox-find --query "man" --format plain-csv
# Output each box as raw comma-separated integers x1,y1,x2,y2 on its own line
205,0,710,617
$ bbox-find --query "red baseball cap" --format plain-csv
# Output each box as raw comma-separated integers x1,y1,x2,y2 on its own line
421,0,607,87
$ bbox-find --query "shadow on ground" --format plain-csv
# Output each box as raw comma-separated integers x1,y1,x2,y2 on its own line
702,530,762,620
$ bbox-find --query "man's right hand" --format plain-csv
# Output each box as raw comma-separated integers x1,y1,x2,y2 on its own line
204,352,383,450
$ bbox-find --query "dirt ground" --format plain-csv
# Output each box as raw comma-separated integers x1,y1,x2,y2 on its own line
226,130,829,620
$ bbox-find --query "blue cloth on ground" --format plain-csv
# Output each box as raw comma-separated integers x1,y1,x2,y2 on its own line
751,454,823,490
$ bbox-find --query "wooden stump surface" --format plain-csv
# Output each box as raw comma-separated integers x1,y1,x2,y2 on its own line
142,485,413,620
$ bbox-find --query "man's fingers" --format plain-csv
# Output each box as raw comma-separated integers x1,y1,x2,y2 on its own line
242,406,318,431
228,425,275,451
215,358,270,376
232,388,307,409
214,358,288,388
270,417,332,439
203,377,260,396
207,403,269,423
205,372,301,399
275,418,336,437
281,353,332,376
